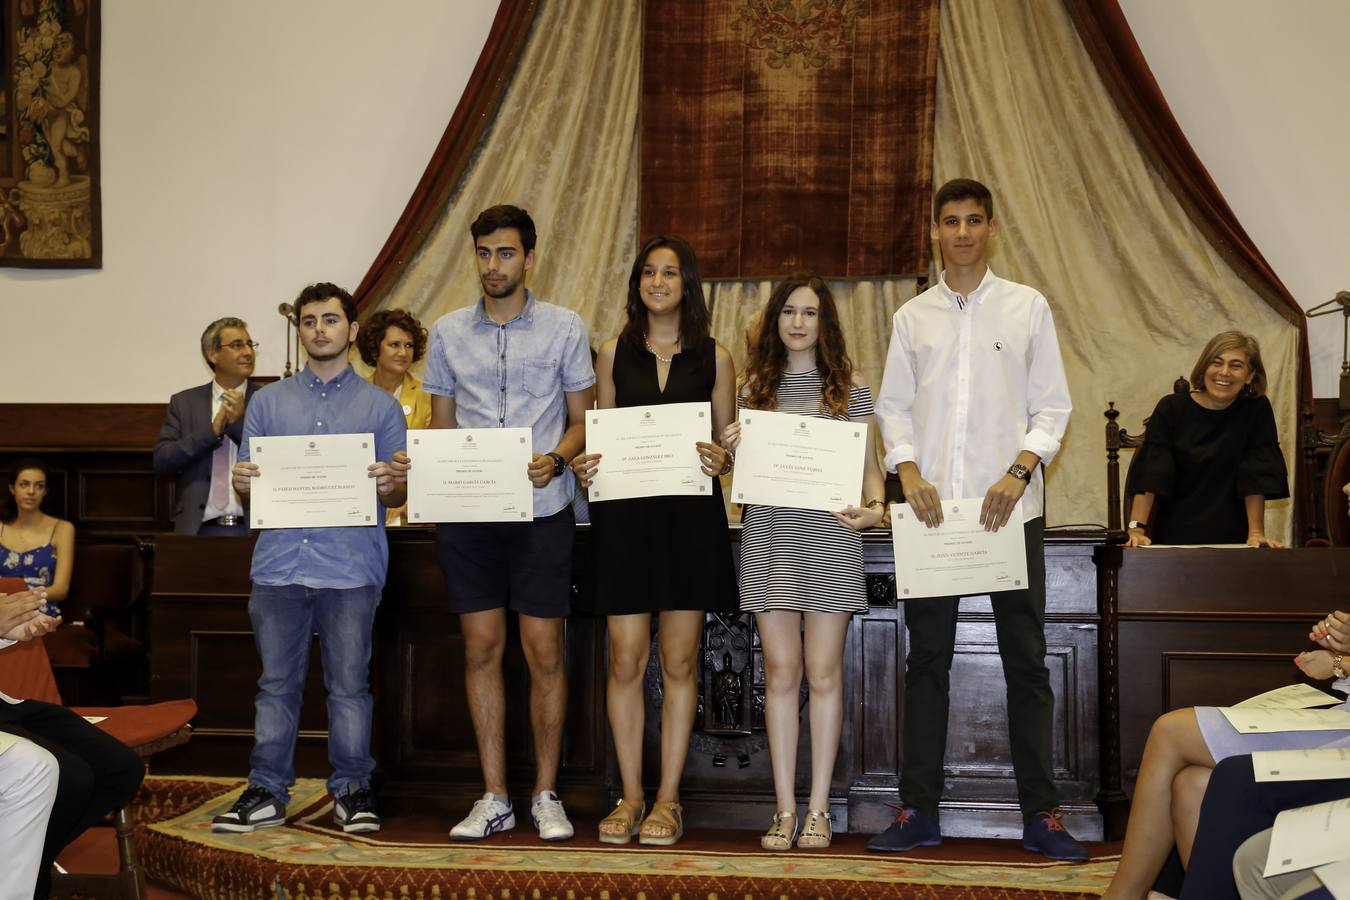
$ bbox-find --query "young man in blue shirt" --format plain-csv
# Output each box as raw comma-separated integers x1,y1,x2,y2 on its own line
215,283,408,835
417,205,595,842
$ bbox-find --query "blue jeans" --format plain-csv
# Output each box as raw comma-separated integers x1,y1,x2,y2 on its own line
247,582,380,803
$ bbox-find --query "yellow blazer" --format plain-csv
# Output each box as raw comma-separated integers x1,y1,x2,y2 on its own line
368,371,433,431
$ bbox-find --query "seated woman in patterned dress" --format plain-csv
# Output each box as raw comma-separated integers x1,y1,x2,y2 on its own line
0,459,74,610
719,274,887,850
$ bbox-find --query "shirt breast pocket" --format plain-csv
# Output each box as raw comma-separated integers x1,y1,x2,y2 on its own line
522,359,560,398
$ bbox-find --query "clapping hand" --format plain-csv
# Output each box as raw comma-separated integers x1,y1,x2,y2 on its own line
1311,610,1350,652
0,588,61,642
1295,649,1336,680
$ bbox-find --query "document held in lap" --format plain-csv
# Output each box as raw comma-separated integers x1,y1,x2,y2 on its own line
1252,748,1350,782
248,434,377,529
1219,707,1350,734
586,402,711,502
1313,858,1350,896
405,428,534,523
1236,684,1344,710
730,409,866,512
890,499,1028,600
1264,797,1350,877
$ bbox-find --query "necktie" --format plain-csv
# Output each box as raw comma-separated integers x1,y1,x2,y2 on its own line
209,437,231,511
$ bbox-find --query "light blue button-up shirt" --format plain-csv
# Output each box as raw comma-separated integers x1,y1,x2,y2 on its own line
240,365,407,589
423,291,595,518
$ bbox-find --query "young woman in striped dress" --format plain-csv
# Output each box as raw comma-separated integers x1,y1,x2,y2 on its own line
720,275,888,850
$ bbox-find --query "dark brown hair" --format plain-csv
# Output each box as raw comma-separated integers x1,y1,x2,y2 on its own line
294,282,357,325
742,274,854,417
619,235,710,352
933,177,994,222
356,309,428,368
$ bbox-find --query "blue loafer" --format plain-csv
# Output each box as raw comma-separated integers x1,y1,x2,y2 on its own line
1022,808,1089,862
866,806,942,852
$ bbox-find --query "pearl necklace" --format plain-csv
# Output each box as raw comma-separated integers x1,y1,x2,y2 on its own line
644,334,678,364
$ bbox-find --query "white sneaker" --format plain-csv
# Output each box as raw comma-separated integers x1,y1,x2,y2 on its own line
450,793,516,841
531,790,574,841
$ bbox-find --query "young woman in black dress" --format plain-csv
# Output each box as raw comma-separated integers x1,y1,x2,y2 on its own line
570,235,737,846
1126,331,1288,547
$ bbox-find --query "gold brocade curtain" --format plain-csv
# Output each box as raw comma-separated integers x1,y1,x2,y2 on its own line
372,0,1299,540
933,0,1298,538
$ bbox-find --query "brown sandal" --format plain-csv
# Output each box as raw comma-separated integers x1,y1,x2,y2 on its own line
797,808,832,849
598,798,645,845
760,810,798,850
638,801,684,846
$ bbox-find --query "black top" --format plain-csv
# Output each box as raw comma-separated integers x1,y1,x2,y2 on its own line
1129,392,1288,544
580,336,737,615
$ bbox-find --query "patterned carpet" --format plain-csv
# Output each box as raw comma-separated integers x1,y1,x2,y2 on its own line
131,778,1118,899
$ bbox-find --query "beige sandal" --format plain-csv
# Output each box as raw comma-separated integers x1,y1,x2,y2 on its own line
797,808,832,849
598,798,645,845
638,801,684,846
760,810,798,851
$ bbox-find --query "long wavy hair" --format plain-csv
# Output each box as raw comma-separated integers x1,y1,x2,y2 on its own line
742,275,853,417
618,235,710,352
2,457,50,524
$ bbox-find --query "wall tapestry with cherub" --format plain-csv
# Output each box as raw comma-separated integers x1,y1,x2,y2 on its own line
0,0,100,267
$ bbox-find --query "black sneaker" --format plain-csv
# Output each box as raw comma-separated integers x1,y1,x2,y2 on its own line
211,785,286,833
334,787,381,834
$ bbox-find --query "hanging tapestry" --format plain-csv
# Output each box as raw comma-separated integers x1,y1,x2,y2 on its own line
0,0,101,267
641,0,939,279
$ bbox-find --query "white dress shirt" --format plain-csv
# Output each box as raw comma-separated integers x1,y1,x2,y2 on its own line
875,267,1072,522
202,379,246,522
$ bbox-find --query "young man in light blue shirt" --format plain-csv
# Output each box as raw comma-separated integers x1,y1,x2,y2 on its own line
218,283,407,836
418,205,595,842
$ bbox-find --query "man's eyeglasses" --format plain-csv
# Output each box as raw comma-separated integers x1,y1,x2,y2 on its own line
221,341,260,352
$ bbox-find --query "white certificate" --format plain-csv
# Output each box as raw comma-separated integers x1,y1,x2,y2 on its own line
586,402,711,502
1314,858,1350,897
1253,748,1350,782
890,499,1028,600
730,409,866,512
248,434,378,529
1265,797,1350,877
1237,684,1344,710
1219,707,1350,734
405,428,533,523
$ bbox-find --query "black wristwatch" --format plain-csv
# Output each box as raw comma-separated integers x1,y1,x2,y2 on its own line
546,451,566,476
1006,463,1032,482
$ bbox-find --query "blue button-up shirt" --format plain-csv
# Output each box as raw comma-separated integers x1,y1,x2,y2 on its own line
423,291,595,518
240,365,407,589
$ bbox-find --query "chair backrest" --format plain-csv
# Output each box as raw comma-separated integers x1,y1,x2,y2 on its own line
63,541,144,626
1105,377,1189,531
1324,434,1350,545
0,638,63,704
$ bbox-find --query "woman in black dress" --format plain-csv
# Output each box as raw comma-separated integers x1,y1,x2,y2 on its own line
1126,331,1288,547
570,235,737,846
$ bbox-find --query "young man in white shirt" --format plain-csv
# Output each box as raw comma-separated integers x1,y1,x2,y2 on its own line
870,178,1086,861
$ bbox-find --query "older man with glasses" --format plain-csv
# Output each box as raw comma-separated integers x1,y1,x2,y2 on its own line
153,317,262,535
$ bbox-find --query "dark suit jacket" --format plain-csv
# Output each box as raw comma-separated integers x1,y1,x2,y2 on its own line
152,381,259,534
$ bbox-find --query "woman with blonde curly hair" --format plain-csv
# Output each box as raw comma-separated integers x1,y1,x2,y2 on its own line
720,274,887,850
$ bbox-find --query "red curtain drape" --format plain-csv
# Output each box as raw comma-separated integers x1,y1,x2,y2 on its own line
1062,0,1311,395
353,0,538,314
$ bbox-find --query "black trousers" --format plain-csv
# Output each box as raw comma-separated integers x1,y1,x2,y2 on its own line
0,699,144,900
899,517,1058,821
1179,755,1350,900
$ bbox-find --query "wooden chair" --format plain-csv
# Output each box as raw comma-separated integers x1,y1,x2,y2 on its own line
43,538,150,705
1105,376,1189,533
0,625,195,900
1322,431,1350,545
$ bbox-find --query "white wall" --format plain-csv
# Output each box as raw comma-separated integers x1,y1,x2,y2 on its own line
1120,0,1350,397
1,0,499,402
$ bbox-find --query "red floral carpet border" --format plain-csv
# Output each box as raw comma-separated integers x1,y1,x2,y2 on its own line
130,778,1116,899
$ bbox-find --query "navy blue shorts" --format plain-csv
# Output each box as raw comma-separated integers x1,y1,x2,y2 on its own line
434,506,574,618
